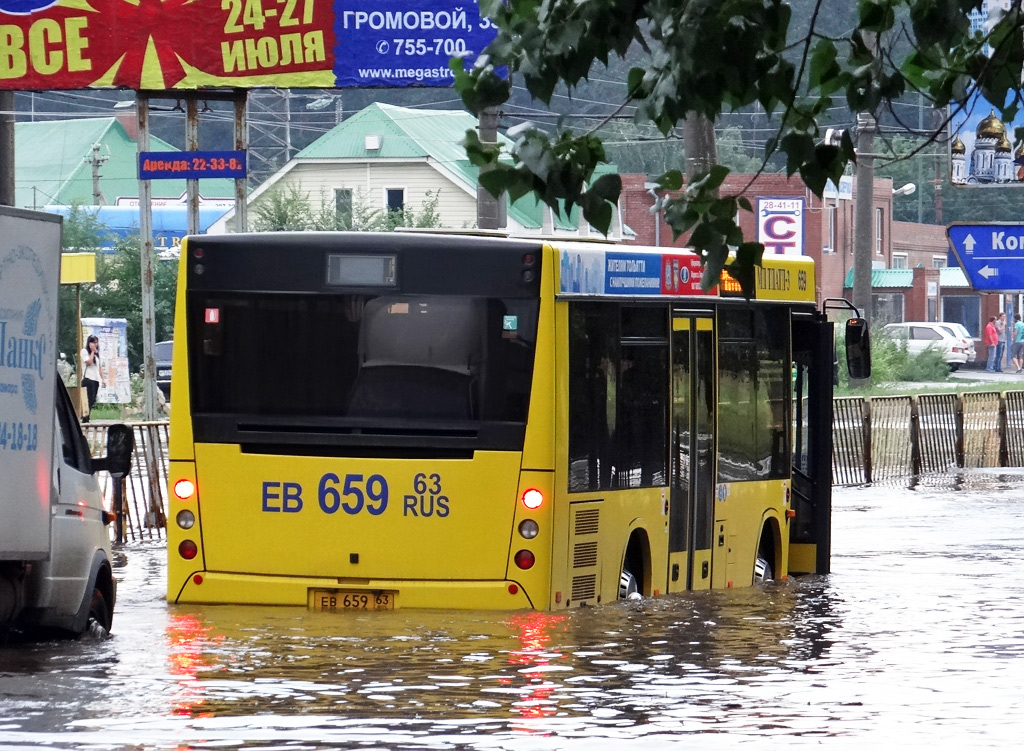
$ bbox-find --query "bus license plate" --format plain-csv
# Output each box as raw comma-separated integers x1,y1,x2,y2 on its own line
310,590,395,611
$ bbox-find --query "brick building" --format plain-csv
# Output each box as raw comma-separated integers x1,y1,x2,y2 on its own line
619,172,998,352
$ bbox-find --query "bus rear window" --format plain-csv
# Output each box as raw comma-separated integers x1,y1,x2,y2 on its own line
188,293,538,426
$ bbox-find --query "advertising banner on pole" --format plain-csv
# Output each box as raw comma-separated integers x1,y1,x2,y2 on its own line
80,317,131,404
0,0,496,90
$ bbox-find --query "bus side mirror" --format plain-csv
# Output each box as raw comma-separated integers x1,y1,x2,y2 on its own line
845,318,871,379
103,424,135,479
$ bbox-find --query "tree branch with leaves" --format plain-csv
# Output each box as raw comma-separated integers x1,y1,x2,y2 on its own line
455,0,1024,293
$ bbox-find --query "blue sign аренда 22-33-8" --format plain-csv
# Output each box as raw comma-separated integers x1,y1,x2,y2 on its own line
139,151,247,180
947,223,1024,290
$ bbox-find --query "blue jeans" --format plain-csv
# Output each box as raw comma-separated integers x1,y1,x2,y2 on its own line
996,342,1006,371
988,346,998,371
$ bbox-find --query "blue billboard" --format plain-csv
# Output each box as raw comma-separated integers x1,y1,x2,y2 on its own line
333,0,498,87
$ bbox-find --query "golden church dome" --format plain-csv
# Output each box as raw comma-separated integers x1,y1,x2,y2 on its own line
977,109,1007,140
952,135,966,154
997,133,1012,152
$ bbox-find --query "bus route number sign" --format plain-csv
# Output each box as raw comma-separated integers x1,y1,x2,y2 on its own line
139,150,247,180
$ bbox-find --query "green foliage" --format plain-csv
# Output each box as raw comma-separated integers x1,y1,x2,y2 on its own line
457,0,1024,294
251,184,444,232
59,233,178,373
840,330,950,389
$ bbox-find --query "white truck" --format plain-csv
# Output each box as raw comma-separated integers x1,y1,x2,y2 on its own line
0,206,133,639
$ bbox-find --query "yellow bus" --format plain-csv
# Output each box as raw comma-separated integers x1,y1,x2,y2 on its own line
167,232,867,610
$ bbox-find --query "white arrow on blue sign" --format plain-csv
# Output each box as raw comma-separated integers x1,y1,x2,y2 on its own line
946,223,1024,290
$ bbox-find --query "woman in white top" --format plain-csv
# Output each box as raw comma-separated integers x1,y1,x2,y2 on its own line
80,335,105,422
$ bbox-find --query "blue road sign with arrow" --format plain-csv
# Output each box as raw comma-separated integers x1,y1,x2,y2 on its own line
946,223,1024,290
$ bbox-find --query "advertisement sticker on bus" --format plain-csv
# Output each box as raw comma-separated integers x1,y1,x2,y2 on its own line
659,253,713,295
558,247,716,297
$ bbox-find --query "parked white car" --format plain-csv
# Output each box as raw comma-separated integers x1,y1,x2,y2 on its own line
883,322,970,371
936,322,976,364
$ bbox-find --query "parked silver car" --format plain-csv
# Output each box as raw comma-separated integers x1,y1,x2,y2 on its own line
936,322,976,364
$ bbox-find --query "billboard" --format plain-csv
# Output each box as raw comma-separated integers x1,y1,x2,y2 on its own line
0,0,496,90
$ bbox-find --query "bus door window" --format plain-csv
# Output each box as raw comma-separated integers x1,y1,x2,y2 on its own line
717,307,791,483
692,319,715,581
670,314,715,591
669,317,692,590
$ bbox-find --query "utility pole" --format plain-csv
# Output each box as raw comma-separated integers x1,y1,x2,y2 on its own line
851,111,876,389
476,106,505,230
0,91,14,207
852,111,876,328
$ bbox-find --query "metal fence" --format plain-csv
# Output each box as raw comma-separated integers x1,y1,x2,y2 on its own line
85,421,168,542
833,390,1024,485
87,393,1022,532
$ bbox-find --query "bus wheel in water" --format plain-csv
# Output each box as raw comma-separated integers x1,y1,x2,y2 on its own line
754,556,773,584
619,569,639,600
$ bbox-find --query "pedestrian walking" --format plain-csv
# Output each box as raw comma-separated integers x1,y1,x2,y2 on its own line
1014,314,1024,374
995,312,1007,372
985,316,999,372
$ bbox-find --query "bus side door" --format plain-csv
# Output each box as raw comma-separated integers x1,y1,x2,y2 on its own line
668,314,716,593
790,316,834,575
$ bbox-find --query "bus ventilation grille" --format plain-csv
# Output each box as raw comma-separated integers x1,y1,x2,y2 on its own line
573,541,598,568
571,574,596,601
574,509,600,536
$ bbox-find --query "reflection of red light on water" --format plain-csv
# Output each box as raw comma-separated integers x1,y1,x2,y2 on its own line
167,613,221,717
504,611,568,722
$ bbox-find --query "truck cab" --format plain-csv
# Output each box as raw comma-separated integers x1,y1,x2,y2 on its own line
0,384,131,637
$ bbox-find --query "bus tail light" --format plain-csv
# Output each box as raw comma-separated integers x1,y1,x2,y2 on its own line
514,549,535,569
178,540,198,560
174,479,195,501
521,488,544,510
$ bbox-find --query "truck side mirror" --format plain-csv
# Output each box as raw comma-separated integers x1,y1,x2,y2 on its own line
846,318,871,379
105,424,134,479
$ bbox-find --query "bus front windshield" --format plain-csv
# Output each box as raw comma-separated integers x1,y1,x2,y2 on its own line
189,293,538,426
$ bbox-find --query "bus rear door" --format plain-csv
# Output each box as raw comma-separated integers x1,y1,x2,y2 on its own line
668,314,716,592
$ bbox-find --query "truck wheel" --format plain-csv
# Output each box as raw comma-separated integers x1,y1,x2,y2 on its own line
83,587,111,639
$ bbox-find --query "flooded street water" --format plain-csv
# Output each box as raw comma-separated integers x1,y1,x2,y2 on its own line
2,475,1023,749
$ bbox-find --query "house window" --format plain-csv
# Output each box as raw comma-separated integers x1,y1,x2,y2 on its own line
932,255,946,269
871,292,904,326
891,253,908,269
875,207,883,255
335,188,353,229
386,188,405,213
942,295,981,337
824,205,836,252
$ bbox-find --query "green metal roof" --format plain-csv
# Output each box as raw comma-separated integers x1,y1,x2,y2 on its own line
293,103,621,232
14,118,234,209
842,266,969,288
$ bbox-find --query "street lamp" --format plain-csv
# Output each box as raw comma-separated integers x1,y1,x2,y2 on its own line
893,183,916,197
